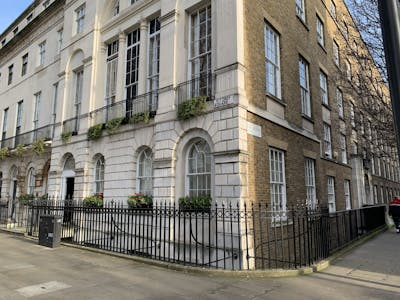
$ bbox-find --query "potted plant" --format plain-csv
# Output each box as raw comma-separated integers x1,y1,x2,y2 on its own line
129,111,150,125
18,194,35,205
127,193,153,209
83,194,103,208
177,96,207,120
32,138,46,155
179,195,212,212
105,117,124,134
87,124,103,140
61,131,73,143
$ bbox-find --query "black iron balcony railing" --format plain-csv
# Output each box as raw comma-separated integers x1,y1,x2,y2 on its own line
62,117,78,134
0,124,53,149
177,73,215,105
90,91,158,126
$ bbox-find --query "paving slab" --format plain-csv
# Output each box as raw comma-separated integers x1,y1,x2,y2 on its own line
0,230,399,299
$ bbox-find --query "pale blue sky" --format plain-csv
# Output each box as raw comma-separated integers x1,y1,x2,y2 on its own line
0,0,33,34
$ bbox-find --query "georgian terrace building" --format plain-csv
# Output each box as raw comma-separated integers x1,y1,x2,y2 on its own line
0,0,398,212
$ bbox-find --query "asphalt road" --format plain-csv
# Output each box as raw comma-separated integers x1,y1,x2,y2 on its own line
0,230,399,299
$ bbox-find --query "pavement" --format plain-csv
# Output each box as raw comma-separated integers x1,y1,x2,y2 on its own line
0,228,399,299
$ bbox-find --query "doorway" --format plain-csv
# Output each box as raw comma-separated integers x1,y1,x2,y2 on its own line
62,156,75,223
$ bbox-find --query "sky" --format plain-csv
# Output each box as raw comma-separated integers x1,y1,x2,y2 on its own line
0,0,33,34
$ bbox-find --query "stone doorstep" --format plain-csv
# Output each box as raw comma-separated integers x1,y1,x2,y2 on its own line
0,226,388,279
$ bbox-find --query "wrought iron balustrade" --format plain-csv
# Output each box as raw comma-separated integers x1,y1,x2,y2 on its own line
0,125,53,149
62,117,78,134
177,73,215,105
90,91,158,126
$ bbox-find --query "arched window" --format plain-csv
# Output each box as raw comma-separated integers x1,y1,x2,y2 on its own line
137,148,153,195
94,156,105,195
186,140,211,197
27,168,35,195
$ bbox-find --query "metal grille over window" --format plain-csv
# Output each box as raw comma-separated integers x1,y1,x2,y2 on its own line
187,140,211,197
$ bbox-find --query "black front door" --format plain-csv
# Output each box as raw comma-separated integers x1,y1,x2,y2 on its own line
10,180,17,220
64,177,75,223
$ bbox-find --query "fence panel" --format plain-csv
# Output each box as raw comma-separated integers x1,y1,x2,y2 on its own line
22,202,387,271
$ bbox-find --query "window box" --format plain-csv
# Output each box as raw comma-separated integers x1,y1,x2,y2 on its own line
179,195,212,212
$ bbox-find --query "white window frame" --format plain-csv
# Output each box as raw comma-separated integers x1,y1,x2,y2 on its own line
2,109,8,136
299,57,311,117
350,102,355,127
320,71,328,105
94,156,105,195
38,41,46,66
74,69,83,132
105,41,119,106
269,148,287,212
16,101,24,129
330,0,337,20
33,92,41,130
324,123,332,159
344,180,351,210
373,185,378,204
316,16,325,46
21,53,28,76
189,5,212,98
305,158,316,209
57,28,63,54
125,28,141,105
371,155,375,175
327,176,336,213
346,60,351,81
147,17,160,111
333,40,340,66
341,134,347,164
27,168,35,195
360,113,365,135
337,88,343,118
137,148,154,196
186,140,212,197
296,0,306,22
265,23,281,98
75,4,85,35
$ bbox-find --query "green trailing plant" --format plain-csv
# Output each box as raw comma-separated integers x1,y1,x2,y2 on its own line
129,112,150,125
177,96,207,120
32,138,46,155
18,194,35,205
14,144,26,156
61,131,73,143
83,194,103,208
105,117,124,134
179,195,212,211
127,193,153,208
87,124,103,140
0,147,10,160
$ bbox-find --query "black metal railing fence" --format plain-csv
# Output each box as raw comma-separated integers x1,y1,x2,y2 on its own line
19,201,387,271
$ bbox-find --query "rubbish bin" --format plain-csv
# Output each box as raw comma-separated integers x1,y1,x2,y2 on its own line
38,215,62,248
